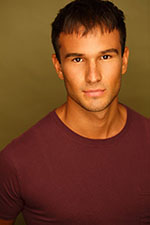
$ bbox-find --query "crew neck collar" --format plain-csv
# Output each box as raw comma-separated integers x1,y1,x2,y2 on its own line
52,105,131,146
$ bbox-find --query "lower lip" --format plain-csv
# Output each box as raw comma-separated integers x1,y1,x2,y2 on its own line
83,90,105,97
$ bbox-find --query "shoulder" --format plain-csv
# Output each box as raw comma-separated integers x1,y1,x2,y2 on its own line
126,105,149,122
125,105,150,137
0,110,57,162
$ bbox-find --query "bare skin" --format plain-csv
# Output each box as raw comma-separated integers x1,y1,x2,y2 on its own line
52,27,129,139
56,98,127,139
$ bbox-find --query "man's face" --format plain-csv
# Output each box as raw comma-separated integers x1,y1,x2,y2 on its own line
52,27,129,113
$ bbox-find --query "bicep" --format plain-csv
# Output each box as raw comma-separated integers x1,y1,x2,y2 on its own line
0,219,15,225
0,151,23,220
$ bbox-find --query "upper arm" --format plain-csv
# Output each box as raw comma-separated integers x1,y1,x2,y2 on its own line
0,150,23,220
0,219,15,225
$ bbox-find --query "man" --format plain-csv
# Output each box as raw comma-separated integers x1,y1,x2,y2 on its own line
0,0,150,224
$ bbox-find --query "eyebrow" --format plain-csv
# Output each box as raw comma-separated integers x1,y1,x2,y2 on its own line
64,48,119,59
101,48,119,55
65,53,84,59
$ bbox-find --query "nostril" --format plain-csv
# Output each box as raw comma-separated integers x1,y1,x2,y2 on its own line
86,62,102,83
86,71,101,83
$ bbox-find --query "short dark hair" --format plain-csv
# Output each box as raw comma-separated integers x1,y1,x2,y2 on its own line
51,0,126,62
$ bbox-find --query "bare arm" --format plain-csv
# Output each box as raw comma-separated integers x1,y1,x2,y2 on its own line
0,219,15,225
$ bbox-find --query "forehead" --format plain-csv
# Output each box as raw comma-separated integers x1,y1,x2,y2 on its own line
58,27,121,55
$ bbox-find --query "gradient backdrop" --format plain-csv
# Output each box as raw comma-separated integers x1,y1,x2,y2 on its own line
0,0,149,224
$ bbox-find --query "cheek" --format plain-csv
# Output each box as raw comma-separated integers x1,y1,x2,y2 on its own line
101,61,122,84
62,59,86,75
102,60,122,73
63,72,82,93
62,64,84,86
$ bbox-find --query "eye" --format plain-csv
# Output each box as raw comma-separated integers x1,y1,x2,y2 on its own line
101,55,111,60
72,57,83,63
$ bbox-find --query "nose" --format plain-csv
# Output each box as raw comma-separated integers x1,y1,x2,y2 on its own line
85,61,102,83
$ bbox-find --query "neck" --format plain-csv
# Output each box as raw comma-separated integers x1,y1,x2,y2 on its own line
56,99,127,139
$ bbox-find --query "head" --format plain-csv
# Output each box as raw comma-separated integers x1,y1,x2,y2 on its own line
51,0,129,114
51,0,126,63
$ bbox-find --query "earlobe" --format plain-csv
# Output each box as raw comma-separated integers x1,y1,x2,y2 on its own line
52,54,64,80
121,47,129,75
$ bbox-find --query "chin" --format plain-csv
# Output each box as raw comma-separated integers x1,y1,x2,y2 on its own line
79,103,110,113
78,98,116,113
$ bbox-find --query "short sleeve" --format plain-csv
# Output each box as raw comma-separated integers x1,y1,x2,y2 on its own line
146,118,150,139
0,148,23,220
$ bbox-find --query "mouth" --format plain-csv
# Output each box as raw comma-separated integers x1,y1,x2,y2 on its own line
83,89,105,97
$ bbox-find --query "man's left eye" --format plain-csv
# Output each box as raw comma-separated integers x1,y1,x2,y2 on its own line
73,58,83,63
101,55,111,60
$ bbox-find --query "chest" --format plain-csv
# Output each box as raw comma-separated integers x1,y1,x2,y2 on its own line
21,141,150,224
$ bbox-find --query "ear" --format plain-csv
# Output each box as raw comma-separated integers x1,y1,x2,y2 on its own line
121,47,129,75
52,54,64,80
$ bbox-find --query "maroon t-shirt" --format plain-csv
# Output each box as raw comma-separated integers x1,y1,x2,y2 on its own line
0,106,150,225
